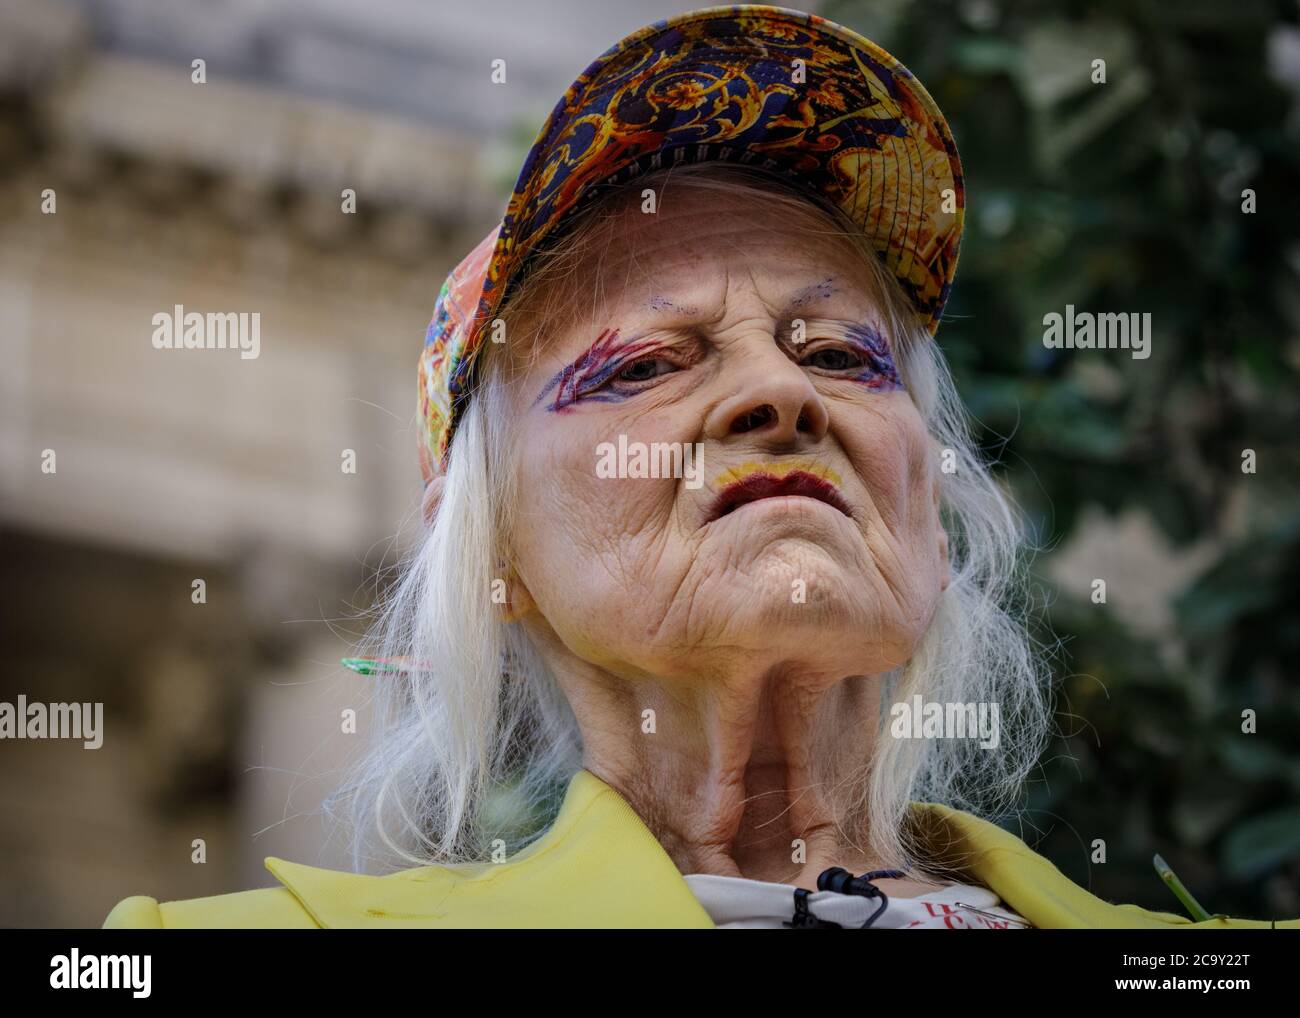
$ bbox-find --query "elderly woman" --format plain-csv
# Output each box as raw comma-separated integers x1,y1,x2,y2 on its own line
103,5,1293,930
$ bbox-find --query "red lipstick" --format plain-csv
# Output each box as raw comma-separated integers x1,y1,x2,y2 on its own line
707,470,853,523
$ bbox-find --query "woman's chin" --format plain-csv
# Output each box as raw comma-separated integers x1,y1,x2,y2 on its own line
681,581,917,668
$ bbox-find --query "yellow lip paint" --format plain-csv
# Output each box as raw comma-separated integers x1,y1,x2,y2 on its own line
712,460,843,489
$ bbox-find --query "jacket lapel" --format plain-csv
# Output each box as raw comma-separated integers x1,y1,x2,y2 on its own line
910,802,1293,929
265,769,714,928
266,768,1291,929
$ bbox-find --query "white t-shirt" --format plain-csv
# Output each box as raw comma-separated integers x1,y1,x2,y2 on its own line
683,873,1032,929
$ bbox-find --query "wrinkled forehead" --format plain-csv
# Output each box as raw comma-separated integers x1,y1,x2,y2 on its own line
510,186,884,350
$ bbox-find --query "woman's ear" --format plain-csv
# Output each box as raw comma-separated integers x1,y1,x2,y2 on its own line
498,572,538,622
493,556,537,622
421,476,446,527
427,471,536,620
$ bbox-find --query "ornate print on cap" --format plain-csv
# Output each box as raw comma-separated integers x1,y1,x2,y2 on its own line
417,4,965,481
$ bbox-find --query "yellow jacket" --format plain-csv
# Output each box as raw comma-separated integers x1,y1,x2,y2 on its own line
103,768,1297,929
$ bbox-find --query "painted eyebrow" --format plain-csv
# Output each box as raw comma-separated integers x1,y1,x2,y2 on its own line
531,326,663,409
646,295,697,313
786,276,840,310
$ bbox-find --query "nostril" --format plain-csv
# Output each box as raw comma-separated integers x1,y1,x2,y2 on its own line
730,404,777,434
796,408,811,432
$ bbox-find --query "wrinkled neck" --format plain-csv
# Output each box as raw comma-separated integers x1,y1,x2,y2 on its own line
547,653,931,890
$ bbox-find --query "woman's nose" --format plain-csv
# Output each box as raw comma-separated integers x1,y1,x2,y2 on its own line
703,348,830,445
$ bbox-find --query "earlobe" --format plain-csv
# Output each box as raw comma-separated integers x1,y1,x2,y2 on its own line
428,472,534,620
499,572,537,622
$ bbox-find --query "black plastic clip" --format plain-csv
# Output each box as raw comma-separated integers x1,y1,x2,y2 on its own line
784,887,843,928
816,866,908,928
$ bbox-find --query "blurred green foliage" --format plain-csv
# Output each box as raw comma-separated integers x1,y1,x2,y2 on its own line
826,0,1300,919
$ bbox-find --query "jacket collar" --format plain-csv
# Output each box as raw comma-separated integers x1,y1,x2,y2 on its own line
265,769,714,928
264,768,1277,928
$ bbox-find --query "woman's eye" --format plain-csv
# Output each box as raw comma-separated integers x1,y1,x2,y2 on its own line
802,346,865,371
614,356,677,383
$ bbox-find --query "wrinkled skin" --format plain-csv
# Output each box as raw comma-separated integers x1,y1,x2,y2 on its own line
426,184,951,892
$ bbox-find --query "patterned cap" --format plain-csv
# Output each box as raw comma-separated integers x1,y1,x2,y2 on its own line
417,3,964,483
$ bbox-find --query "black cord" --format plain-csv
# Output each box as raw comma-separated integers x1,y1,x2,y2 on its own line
786,867,910,929
783,887,843,928
821,867,909,929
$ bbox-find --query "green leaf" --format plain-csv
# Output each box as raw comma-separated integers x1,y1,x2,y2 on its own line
1216,736,1290,782
1221,807,1300,881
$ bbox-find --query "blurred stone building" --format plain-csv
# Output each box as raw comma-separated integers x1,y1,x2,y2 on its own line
0,0,686,927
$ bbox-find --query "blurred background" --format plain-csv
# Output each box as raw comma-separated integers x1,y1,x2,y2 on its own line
0,0,1296,927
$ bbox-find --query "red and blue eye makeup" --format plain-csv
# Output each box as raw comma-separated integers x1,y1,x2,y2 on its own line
535,314,903,413
821,322,905,391
532,327,669,412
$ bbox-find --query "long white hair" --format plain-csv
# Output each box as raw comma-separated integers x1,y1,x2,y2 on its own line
326,162,1055,880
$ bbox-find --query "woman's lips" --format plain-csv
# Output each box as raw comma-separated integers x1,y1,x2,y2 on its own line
706,470,854,523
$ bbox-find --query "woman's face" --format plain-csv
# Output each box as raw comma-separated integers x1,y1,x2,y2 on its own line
504,184,950,686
